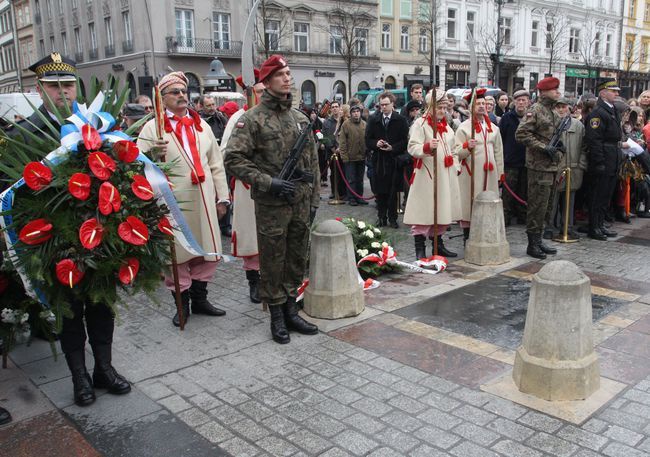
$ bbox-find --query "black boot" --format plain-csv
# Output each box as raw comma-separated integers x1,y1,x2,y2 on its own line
588,227,607,241
600,225,618,237
376,217,387,227
539,237,557,254
526,233,547,259
172,290,191,327
245,270,261,304
463,227,470,246
269,304,290,344
414,235,426,260
189,280,226,316
284,298,319,335
91,344,131,395
435,235,458,258
0,407,12,425
65,351,96,406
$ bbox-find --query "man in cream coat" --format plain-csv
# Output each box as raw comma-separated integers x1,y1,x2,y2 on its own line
138,71,229,326
454,88,505,243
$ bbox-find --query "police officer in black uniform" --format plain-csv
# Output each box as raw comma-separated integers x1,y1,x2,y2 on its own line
584,79,624,241
19,54,131,406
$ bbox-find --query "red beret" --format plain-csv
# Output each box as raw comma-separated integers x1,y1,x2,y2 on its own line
462,87,487,103
219,101,240,118
536,77,560,91
235,69,260,89
259,54,288,82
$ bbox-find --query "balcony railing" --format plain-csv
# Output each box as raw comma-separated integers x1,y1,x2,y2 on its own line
75,51,84,63
165,36,242,57
89,48,98,60
122,40,133,53
105,45,115,57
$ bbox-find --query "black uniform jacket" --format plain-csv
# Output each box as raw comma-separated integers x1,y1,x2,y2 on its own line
584,98,622,176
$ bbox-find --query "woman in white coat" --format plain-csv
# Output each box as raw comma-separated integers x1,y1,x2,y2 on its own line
405,88,461,259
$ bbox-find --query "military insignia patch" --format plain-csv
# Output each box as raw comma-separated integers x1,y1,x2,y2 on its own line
590,118,600,128
236,121,245,128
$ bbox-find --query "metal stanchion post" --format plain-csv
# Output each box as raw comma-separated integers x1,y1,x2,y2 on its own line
328,153,345,205
553,167,579,243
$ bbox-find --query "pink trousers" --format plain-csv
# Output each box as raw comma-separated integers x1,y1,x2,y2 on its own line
410,224,450,238
242,255,260,271
164,258,218,292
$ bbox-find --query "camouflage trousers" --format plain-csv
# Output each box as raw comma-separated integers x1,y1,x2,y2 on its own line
254,199,310,306
526,169,557,235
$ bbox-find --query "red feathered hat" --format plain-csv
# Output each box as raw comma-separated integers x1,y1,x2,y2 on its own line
463,87,487,102
235,69,260,89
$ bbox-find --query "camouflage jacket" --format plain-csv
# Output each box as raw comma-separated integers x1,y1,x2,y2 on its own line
223,90,320,207
515,95,562,172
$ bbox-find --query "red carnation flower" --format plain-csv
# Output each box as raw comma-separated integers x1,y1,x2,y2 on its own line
88,152,116,180
68,173,92,200
157,216,174,236
118,258,140,285
98,182,121,215
114,140,140,163
118,216,149,245
23,162,52,191
131,175,154,201
79,218,104,250
19,219,53,245
82,124,102,151
55,259,84,288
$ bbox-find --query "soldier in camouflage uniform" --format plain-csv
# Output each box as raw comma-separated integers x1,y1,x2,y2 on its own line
224,55,319,344
515,77,563,259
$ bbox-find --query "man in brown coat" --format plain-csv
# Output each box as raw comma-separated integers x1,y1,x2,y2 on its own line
339,104,368,205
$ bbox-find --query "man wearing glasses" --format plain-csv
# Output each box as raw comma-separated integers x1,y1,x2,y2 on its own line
137,71,230,327
135,95,154,114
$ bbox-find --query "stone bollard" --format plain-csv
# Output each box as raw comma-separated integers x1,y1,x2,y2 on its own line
513,260,600,401
465,190,510,265
304,220,365,319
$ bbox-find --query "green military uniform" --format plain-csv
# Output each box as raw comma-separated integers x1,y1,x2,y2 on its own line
224,90,320,306
516,95,562,235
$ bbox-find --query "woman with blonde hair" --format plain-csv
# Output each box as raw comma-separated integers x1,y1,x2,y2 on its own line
404,88,461,259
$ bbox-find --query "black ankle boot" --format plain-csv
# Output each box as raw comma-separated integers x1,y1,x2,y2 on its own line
463,227,470,246
269,304,290,344
284,298,319,335
245,270,261,304
539,238,557,254
414,235,426,260
172,290,191,327
0,407,12,425
65,351,96,406
526,233,547,259
435,235,458,257
91,344,131,395
189,280,226,316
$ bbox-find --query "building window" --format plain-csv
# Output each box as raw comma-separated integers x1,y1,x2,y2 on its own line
630,0,637,17
89,22,97,50
46,0,52,17
174,9,194,45
381,23,391,49
265,20,279,51
531,20,538,47
419,0,430,21
594,32,601,55
447,9,456,39
400,25,410,51
72,0,78,8
381,0,393,16
105,17,114,48
545,22,553,49
24,4,30,24
569,28,580,53
400,0,411,18
39,39,44,57
329,25,342,54
17,7,23,28
466,11,475,40
74,27,82,53
642,41,649,63
418,27,428,53
61,32,67,55
499,17,511,46
646,1,650,21
212,13,230,49
606,33,612,56
122,11,132,44
56,0,62,14
49,36,54,52
293,22,309,52
355,28,368,56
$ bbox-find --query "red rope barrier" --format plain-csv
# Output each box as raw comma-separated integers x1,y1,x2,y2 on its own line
334,157,376,201
502,179,527,206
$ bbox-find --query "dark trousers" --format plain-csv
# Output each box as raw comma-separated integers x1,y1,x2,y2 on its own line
376,191,398,222
503,167,527,222
589,173,617,230
60,301,114,354
344,161,365,202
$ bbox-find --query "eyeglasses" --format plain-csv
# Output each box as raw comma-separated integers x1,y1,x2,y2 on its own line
142,106,153,112
162,88,188,96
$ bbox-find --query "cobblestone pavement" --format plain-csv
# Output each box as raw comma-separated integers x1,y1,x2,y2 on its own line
4,183,650,456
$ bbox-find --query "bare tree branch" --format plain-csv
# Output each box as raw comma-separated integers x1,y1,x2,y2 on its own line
255,0,292,62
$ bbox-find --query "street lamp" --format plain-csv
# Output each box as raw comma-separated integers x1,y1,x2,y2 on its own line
203,58,234,92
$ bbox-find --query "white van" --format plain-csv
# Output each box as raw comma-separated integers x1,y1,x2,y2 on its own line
204,91,246,109
0,93,43,122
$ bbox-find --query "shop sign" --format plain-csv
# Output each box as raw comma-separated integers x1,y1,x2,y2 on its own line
447,62,470,72
314,70,335,77
566,67,598,78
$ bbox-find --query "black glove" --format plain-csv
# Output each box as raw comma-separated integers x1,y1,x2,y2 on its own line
269,177,296,198
544,145,560,161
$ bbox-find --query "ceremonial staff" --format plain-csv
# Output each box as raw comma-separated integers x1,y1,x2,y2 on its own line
467,28,478,216
428,89,439,256
153,86,186,330
242,0,262,108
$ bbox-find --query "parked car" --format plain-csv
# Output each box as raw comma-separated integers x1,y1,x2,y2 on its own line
353,88,408,115
446,86,503,102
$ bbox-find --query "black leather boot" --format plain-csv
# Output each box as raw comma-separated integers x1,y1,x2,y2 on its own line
526,233,547,259
376,217,387,227
539,238,557,254
284,298,319,335
0,407,12,425
600,225,618,237
269,304,290,344
64,351,96,406
414,235,426,260
435,235,457,257
245,270,261,304
189,280,226,316
172,290,191,327
91,344,131,395
463,227,470,246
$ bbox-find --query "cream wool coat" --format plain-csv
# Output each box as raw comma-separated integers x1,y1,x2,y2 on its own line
221,109,258,257
454,118,504,222
138,115,229,264
404,118,461,225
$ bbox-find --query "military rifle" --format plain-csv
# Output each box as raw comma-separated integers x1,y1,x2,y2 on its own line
546,115,571,159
